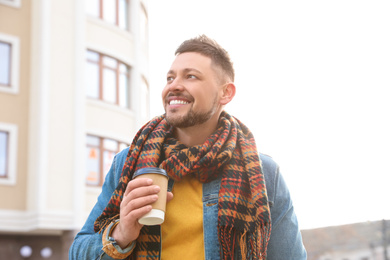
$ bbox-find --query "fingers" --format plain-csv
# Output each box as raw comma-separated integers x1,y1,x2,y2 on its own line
121,178,160,213
167,191,174,202
121,192,158,216
121,203,152,225
124,177,153,196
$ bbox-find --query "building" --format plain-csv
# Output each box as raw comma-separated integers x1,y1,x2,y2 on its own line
0,0,150,259
302,220,390,260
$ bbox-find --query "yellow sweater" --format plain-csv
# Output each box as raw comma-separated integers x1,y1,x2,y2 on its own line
161,176,204,259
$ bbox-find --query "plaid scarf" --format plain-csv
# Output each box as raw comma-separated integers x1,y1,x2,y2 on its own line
94,111,271,259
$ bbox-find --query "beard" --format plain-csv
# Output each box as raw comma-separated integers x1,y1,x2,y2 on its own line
166,108,214,128
165,96,218,128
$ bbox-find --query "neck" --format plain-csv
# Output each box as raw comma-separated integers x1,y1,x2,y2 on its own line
174,113,221,147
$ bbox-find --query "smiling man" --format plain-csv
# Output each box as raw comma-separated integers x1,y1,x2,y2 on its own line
69,35,307,260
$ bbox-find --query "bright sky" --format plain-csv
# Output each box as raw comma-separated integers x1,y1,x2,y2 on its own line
148,0,390,230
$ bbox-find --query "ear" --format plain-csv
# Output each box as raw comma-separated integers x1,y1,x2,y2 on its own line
219,83,236,105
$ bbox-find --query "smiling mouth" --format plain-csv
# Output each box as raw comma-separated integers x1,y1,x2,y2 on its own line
169,100,190,105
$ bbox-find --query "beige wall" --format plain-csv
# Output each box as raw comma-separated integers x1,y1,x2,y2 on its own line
85,100,135,142
86,19,135,64
0,1,31,210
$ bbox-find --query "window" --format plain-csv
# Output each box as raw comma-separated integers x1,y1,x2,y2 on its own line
0,122,17,185
0,42,11,86
86,135,128,186
86,50,130,108
0,33,20,94
0,0,21,8
86,0,129,30
0,131,8,177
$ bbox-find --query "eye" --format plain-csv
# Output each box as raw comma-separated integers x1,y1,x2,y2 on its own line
167,76,174,82
187,74,197,79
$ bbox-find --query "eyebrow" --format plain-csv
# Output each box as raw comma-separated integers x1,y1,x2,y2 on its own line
167,68,203,75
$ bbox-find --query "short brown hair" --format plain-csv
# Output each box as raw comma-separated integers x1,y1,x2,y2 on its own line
175,35,235,82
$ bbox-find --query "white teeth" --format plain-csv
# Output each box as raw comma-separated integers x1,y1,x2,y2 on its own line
170,100,189,105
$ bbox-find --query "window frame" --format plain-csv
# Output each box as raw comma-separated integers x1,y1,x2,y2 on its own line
0,122,18,186
86,134,128,186
0,0,21,8
86,50,130,108
86,0,129,30
0,33,20,94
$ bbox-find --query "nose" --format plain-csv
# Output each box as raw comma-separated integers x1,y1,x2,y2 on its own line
163,77,183,101
166,77,186,93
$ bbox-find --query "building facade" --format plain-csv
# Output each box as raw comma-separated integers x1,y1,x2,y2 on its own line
0,0,150,259
302,220,390,260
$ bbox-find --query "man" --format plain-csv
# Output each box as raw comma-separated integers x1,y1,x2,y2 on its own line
69,35,307,259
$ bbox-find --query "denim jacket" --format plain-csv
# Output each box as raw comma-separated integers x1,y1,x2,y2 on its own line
69,148,307,259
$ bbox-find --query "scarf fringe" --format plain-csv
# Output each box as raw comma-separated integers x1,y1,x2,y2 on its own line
220,223,271,260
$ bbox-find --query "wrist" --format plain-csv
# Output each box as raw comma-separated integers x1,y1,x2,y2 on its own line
102,220,135,258
110,220,133,249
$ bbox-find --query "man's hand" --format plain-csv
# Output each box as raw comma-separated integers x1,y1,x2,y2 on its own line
111,178,173,248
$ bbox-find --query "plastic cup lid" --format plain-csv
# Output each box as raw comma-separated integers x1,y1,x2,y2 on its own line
133,167,168,179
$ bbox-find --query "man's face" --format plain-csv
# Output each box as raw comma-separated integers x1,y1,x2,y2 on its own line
162,52,222,128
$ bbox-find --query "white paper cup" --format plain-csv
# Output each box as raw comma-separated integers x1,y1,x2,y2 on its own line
137,209,165,225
